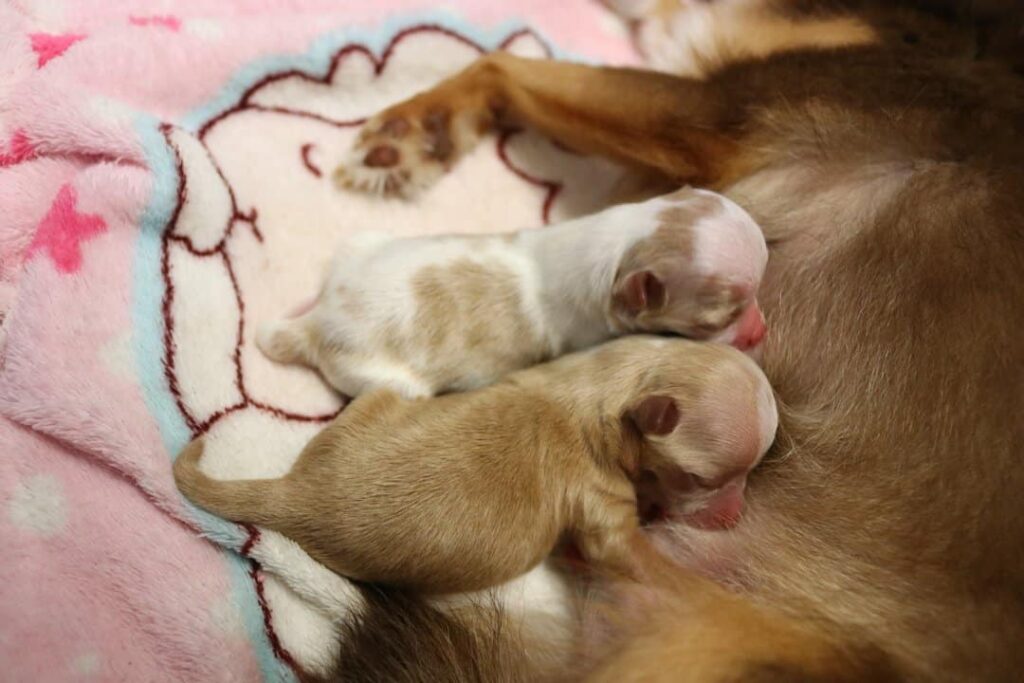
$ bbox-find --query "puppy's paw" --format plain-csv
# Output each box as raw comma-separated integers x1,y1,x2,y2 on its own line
334,104,481,198
255,320,308,365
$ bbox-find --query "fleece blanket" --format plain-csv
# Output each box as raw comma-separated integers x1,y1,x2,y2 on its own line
0,1,640,680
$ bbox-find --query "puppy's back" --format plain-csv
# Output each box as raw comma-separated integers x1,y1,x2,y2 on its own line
283,386,580,593
320,234,549,392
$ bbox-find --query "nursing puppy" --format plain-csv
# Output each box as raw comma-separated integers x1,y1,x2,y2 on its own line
256,188,767,398
174,336,777,594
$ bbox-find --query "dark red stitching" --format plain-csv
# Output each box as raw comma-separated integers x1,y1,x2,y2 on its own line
161,127,338,427
250,399,344,422
242,523,260,555
250,563,299,671
242,525,300,671
162,132,261,256
222,252,248,396
242,104,367,128
496,130,562,224
198,24,551,141
300,143,322,177
160,123,200,433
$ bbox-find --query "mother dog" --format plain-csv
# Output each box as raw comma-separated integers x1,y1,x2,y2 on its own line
325,1,1024,680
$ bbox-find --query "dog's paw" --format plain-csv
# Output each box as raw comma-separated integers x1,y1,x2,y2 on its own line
334,104,482,198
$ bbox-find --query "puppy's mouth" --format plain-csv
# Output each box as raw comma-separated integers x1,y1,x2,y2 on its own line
680,479,745,530
637,470,746,531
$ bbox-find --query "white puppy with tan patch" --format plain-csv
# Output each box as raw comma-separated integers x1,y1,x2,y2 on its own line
256,187,767,398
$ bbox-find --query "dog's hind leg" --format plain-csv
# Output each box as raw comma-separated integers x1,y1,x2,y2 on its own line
335,53,746,197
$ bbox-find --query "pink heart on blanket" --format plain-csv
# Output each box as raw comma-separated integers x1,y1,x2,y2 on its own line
0,130,35,167
128,16,182,31
27,184,107,274
30,32,86,68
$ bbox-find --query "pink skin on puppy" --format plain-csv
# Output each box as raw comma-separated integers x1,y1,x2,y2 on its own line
633,349,777,531
609,188,769,358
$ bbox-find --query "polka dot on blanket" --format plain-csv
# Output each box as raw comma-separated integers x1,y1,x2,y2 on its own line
7,473,68,537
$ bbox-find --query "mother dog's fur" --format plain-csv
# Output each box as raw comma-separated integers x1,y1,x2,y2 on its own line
318,1,1024,680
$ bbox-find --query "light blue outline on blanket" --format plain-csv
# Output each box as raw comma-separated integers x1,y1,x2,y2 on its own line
180,9,577,133
132,114,293,683
132,10,579,683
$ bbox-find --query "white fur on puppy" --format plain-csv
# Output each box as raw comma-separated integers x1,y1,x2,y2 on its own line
256,188,767,397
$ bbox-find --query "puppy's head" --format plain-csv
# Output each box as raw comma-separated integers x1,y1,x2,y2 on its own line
611,188,768,353
620,341,777,530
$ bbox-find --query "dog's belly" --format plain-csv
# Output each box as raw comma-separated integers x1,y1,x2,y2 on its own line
649,158,1024,677
645,163,894,570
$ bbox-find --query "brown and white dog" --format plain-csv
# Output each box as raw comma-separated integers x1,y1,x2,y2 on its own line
175,336,776,594
321,0,1024,681
256,188,768,399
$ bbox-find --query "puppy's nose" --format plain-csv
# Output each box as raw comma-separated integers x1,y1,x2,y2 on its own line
684,477,746,530
730,302,766,351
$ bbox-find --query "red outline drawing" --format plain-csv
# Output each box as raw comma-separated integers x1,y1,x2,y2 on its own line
159,24,562,674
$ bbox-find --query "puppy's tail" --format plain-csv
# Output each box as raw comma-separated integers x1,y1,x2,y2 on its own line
173,437,283,526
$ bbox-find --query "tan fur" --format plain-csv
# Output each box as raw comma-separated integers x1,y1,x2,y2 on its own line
174,336,774,594
631,0,877,78
405,258,545,384
613,190,748,334
583,537,898,683
262,189,767,400
324,0,1024,680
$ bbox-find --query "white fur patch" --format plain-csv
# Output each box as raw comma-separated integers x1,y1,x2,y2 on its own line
688,188,768,288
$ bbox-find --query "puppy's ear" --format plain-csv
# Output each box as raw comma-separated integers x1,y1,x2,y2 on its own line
627,395,680,436
619,270,666,316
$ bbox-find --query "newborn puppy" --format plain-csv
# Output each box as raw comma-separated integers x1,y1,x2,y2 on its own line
174,336,777,594
256,187,767,398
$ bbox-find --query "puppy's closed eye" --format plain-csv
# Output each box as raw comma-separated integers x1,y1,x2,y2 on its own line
628,395,680,436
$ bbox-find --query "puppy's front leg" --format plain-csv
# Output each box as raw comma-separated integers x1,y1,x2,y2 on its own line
574,495,679,581
336,54,741,197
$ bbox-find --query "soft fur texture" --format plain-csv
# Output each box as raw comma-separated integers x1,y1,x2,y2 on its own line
256,187,767,398
327,0,1024,680
176,336,777,593
0,3,644,680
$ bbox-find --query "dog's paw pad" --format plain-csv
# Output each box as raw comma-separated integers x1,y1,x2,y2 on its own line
362,144,401,168
334,105,477,198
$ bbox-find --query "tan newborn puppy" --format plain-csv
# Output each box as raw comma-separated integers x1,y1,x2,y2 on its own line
174,335,777,594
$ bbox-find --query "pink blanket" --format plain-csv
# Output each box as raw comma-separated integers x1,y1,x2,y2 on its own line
0,1,638,680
